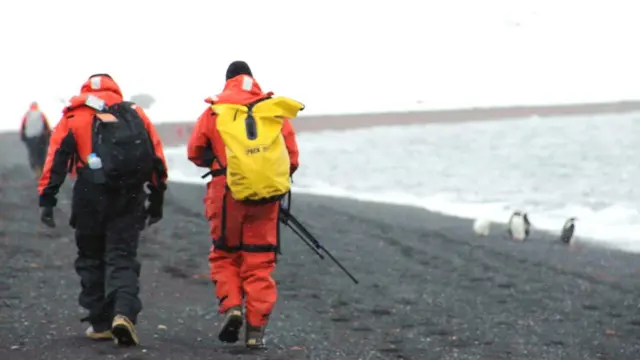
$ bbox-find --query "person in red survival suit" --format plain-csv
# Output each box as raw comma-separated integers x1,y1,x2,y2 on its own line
187,61,300,349
37,73,168,346
19,101,52,177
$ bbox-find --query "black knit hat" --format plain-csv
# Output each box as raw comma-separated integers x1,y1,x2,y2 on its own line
88,73,113,80
225,61,252,80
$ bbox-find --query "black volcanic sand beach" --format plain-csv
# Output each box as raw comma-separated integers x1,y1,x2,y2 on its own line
2,165,640,359
3,101,640,359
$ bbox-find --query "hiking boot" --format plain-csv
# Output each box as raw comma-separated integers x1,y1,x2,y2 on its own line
218,306,243,343
245,323,266,349
111,314,139,346
85,325,113,341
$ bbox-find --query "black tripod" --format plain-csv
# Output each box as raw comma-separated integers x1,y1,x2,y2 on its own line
278,192,359,285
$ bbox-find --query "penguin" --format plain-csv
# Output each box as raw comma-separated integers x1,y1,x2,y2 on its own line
508,211,531,241
473,218,491,236
560,217,576,244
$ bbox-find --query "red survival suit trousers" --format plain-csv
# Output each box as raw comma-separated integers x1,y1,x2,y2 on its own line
205,179,279,328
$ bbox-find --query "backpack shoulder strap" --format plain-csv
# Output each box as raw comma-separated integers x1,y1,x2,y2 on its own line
105,101,136,112
119,101,138,110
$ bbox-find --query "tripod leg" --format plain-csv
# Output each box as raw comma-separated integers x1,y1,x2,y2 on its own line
319,248,359,284
286,212,359,284
283,211,321,247
286,223,325,259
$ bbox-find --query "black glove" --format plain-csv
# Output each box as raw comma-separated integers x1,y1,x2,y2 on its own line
146,202,163,226
40,207,55,228
145,184,164,227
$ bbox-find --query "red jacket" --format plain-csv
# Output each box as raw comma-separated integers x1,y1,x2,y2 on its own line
187,75,300,184
38,75,168,207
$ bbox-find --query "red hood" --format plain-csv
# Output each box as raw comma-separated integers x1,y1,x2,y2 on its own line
204,75,273,105
64,75,124,114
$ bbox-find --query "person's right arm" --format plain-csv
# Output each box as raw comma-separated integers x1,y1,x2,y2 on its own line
38,115,76,208
187,108,216,168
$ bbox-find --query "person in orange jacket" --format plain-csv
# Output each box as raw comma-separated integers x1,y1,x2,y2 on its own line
38,73,168,346
19,101,52,177
187,61,300,349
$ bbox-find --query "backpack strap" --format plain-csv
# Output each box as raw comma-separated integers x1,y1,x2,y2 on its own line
244,98,269,141
200,155,226,179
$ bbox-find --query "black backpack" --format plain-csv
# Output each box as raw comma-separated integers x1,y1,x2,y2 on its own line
91,101,156,188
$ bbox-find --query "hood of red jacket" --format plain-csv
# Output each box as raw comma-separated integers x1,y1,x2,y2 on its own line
205,75,273,105
64,75,124,114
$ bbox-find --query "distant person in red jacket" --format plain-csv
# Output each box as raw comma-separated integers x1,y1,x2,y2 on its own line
20,102,51,177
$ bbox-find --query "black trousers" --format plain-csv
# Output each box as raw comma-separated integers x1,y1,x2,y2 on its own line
23,133,49,172
71,179,147,330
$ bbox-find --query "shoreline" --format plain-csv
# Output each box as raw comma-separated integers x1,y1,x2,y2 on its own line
2,99,640,147
163,179,640,290
287,191,638,256
169,175,637,257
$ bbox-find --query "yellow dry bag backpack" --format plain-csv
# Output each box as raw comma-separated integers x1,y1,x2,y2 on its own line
211,96,305,203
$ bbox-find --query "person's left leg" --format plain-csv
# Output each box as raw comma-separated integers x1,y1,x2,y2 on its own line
24,137,39,175
104,193,146,346
74,230,112,340
211,194,246,343
239,202,279,349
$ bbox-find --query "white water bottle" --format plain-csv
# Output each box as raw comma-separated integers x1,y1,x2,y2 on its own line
87,153,102,169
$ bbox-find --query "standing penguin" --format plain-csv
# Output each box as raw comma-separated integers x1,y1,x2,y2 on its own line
560,217,576,244
508,211,531,241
